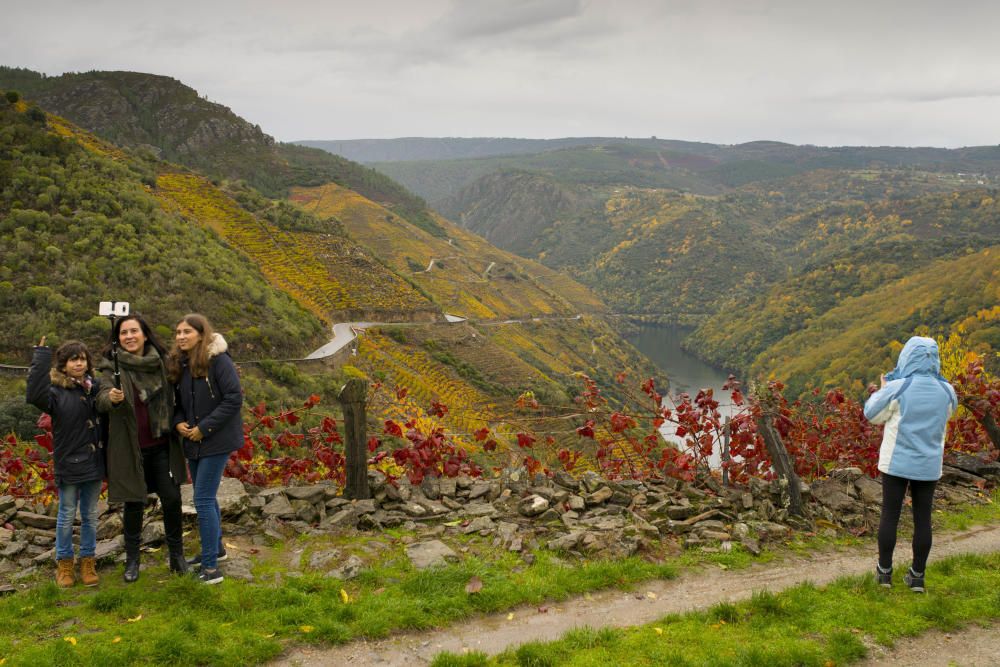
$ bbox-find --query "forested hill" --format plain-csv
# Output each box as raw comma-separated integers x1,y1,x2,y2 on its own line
0,67,434,232
0,91,327,360
1,77,657,440
297,136,1000,173
340,139,1000,392
295,137,723,163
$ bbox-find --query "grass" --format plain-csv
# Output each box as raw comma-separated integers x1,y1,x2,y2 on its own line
0,488,996,665
433,551,1000,666
938,487,1000,531
0,539,675,665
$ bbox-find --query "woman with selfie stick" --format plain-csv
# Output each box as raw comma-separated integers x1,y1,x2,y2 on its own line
97,313,189,582
168,313,243,585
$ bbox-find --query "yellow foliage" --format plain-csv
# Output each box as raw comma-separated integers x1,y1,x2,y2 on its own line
47,115,126,160
156,173,334,320
289,183,603,320
937,332,978,380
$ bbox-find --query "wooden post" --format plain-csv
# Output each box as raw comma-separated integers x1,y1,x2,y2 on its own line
721,416,731,487
337,378,370,500
756,412,804,516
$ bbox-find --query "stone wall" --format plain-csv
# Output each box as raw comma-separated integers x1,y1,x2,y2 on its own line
1,455,996,585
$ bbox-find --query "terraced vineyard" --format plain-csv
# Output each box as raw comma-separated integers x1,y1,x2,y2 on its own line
47,114,129,162
155,173,434,320
289,183,605,320
359,330,499,446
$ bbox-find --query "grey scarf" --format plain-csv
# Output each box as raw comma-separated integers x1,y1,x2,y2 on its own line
116,347,173,439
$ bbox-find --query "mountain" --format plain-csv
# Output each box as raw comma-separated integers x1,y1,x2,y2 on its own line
301,136,1000,207
295,136,740,163
436,170,593,255
0,90,326,361
691,187,1000,389
328,138,1000,388
0,67,436,234
0,73,658,447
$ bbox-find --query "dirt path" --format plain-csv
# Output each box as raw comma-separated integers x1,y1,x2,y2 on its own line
858,622,1000,666
273,524,1000,666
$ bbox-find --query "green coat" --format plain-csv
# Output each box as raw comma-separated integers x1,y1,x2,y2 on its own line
96,352,187,503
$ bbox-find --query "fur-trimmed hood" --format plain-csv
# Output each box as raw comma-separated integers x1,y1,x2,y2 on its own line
207,333,228,358
49,366,94,391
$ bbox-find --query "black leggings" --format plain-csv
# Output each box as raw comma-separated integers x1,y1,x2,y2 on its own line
123,444,183,557
878,473,937,573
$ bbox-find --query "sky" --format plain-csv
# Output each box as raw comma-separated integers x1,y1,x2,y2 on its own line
5,0,1000,147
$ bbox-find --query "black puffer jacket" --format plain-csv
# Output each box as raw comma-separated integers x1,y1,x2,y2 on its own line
172,334,244,460
25,346,105,486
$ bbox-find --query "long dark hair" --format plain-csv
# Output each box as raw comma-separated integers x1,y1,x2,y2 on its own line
102,314,168,360
166,313,216,381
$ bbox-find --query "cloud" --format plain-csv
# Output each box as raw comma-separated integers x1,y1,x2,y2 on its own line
810,86,1000,104
434,0,583,40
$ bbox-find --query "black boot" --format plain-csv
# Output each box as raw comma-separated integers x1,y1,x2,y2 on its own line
168,548,189,575
122,503,143,584
123,554,140,583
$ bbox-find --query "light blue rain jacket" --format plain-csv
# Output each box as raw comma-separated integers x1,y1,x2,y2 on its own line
863,336,957,481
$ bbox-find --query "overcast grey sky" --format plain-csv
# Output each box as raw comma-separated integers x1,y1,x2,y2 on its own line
5,0,999,147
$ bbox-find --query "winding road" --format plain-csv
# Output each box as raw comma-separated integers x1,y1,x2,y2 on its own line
303,313,584,360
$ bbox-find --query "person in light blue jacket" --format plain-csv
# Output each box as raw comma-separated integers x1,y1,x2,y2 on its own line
864,336,956,593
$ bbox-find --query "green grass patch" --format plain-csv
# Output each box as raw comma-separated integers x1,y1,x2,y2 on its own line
433,551,1000,666
0,543,675,665
938,487,1000,531
0,491,996,665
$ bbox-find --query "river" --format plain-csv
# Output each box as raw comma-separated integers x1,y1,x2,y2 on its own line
625,323,738,467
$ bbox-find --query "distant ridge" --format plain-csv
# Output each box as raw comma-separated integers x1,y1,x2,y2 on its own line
294,136,720,163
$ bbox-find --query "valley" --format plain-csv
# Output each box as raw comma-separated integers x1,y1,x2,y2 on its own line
1,59,999,667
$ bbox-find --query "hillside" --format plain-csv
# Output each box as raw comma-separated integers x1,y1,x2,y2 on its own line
691,187,1000,379
745,246,1000,395
288,181,605,319
355,139,1000,388
0,91,326,361
1,75,660,454
0,67,435,232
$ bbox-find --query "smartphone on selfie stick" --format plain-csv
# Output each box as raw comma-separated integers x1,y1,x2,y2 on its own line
99,301,130,389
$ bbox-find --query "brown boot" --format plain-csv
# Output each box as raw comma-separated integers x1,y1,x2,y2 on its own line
80,557,99,587
56,558,75,588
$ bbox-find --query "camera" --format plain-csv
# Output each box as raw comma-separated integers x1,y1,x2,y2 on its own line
99,301,130,317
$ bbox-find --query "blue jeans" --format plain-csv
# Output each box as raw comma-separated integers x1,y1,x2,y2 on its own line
188,454,228,569
56,479,102,560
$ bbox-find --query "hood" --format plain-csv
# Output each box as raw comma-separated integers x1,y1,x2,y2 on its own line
885,336,941,380
207,333,229,358
49,366,93,391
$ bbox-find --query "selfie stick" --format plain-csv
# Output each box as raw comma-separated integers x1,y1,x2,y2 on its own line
109,314,122,389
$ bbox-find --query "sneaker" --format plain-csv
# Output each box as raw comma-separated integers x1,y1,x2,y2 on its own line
904,568,925,593
198,567,224,585
876,564,892,588
187,547,228,570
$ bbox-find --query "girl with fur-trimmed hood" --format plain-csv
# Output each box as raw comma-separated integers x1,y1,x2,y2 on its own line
26,338,105,588
168,313,243,585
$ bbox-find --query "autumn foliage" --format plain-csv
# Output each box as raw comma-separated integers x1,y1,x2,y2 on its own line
4,356,997,502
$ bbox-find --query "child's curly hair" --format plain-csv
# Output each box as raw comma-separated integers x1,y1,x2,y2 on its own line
55,340,93,376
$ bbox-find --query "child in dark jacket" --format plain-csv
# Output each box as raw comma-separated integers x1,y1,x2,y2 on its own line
26,338,105,588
